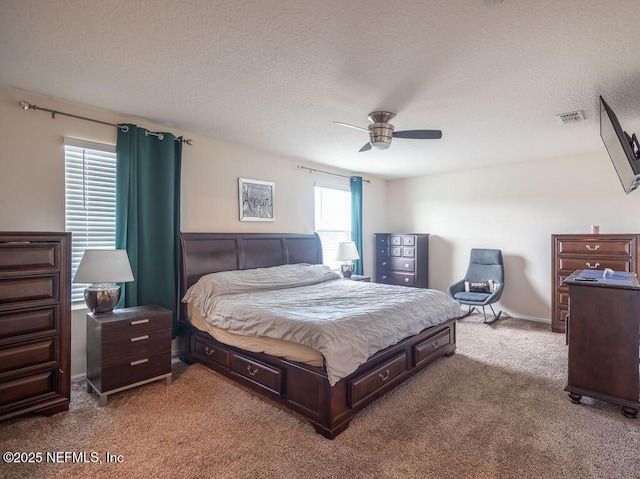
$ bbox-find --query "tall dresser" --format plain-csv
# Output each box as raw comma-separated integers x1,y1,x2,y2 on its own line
551,234,640,333
375,233,429,288
0,232,71,421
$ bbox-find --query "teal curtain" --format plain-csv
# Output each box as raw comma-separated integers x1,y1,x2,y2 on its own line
116,124,182,337
350,176,363,275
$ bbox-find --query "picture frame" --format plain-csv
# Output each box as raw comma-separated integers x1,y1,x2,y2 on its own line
238,178,275,222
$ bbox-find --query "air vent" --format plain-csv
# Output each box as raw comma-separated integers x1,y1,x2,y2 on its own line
556,110,585,124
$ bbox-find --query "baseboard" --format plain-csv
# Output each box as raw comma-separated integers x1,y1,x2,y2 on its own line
501,311,551,324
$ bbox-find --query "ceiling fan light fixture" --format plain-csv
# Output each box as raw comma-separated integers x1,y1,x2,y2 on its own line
368,123,394,150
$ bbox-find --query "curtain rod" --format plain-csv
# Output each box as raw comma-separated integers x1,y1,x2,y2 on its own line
18,100,194,145
297,165,371,183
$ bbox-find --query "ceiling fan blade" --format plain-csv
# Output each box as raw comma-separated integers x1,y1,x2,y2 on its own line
334,121,369,133
393,129,442,139
359,142,372,152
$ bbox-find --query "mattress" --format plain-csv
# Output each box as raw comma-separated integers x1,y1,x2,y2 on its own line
188,304,324,367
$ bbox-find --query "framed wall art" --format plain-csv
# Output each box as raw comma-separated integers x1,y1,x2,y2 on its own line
238,178,275,221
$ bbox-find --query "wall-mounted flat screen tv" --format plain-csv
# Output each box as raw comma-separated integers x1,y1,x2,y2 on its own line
599,96,640,194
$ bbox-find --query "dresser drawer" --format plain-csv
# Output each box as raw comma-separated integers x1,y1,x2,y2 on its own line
378,272,415,287
558,257,631,273
230,353,281,394
194,336,230,368
557,239,633,256
349,352,408,407
100,311,172,342
0,339,56,374
558,290,569,307
0,275,57,308
388,258,415,272
0,242,58,273
402,236,416,246
389,236,402,246
414,329,452,367
0,369,56,408
100,351,171,392
101,328,172,367
402,247,415,258
0,306,57,340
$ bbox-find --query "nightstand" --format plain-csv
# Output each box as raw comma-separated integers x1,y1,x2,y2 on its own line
347,275,371,282
86,305,172,406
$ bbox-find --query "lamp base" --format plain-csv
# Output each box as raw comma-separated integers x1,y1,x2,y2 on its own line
84,283,120,313
340,263,354,278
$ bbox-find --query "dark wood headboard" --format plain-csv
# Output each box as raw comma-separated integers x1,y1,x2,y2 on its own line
180,232,323,297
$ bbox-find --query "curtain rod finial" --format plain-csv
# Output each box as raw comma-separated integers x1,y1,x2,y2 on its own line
18,100,32,110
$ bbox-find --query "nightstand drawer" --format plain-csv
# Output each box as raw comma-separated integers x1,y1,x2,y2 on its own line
101,328,172,367
101,310,172,342
100,351,171,392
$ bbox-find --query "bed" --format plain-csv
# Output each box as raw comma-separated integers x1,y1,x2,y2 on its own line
179,232,460,438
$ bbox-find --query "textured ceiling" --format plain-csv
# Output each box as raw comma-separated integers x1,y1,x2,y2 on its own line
1,0,640,179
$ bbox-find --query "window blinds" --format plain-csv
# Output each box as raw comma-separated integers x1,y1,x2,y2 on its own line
64,139,117,302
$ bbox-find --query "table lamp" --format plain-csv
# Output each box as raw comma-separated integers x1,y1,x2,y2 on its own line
336,241,360,278
73,250,134,313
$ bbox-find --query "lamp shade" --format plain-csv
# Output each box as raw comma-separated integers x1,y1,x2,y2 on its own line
73,250,134,284
335,241,360,262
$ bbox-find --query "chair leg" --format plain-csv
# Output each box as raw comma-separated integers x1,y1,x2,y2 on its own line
459,306,476,319
483,304,503,325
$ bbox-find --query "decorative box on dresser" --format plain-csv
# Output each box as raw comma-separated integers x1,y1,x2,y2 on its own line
375,233,429,288
86,305,172,406
551,234,640,333
0,232,71,422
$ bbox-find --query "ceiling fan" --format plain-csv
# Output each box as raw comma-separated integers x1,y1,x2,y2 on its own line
334,111,442,152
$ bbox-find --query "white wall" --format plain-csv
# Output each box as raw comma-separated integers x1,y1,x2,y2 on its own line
386,154,640,321
0,85,387,378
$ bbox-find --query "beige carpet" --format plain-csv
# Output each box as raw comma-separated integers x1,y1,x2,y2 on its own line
2,315,639,479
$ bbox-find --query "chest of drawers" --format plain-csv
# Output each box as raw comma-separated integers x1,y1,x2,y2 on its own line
0,232,71,422
375,233,429,288
551,234,640,332
86,305,172,405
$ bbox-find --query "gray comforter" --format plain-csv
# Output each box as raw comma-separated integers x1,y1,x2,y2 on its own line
184,265,462,385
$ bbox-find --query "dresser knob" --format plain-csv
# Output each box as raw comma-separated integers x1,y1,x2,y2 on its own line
382,275,387,279
205,346,215,356
405,263,409,268
379,369,390,381
586,262,600,269
246,365,259,376
404,278,410,283
585,244,600,251
382,262,387,266
130,358,149,366
432,340,439,349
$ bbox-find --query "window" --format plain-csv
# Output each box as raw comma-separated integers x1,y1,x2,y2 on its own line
64,139,117,302
314,185,351,270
